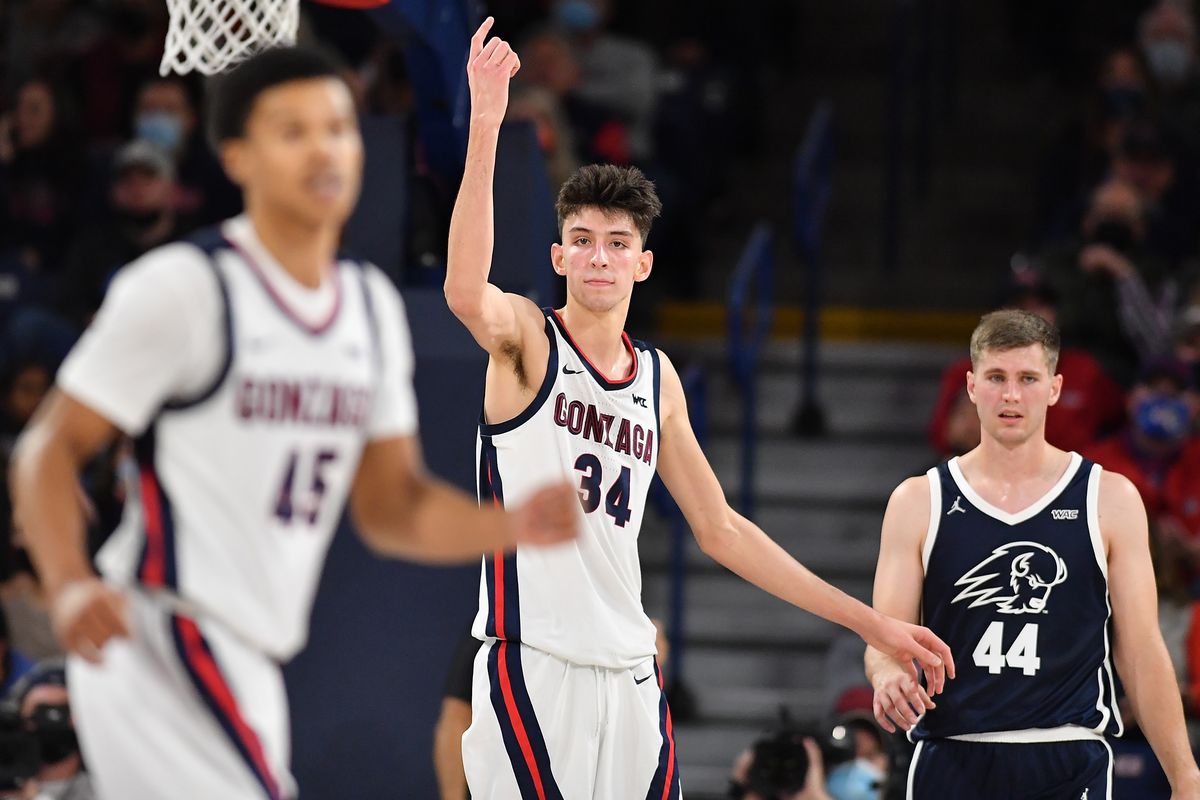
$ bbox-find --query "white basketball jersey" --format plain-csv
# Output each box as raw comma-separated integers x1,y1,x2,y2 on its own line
471,310,660,669
93,227,387,660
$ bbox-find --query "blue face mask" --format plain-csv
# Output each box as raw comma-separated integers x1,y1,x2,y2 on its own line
826,758,884,800
135,111,185,154
1145,39,1193,85
556,0,600,33
1134,394,1191,443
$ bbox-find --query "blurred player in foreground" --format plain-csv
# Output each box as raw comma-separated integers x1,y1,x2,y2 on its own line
11,47,577,799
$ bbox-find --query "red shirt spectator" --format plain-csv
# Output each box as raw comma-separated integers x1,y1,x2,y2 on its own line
1165,438,1200,537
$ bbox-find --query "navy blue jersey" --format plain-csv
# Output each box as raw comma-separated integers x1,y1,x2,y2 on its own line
912,453,1123,740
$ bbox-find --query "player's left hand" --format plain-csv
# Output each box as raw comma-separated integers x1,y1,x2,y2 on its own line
868,615,956,695
507,480,579,547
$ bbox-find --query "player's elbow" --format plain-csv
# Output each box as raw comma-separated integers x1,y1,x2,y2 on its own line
443,280,484,322
694,518,741,560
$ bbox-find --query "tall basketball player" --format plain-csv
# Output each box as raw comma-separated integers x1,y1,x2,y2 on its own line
10,47,578,799
867,310,1200,799
445,18,955,798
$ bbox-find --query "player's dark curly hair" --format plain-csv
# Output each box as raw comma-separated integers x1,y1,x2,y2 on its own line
207,46,345,148
555,164,663,245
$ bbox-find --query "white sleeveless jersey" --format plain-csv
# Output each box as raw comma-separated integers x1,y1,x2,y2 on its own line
471,310,660,669
65,223,415,661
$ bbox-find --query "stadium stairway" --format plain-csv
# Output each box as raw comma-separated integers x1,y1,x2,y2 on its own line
638,337,959,797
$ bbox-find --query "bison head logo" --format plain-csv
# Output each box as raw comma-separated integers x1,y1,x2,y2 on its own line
951,541,1068,615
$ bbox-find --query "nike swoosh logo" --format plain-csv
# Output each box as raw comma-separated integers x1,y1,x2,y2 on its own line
562,366,584,375
633,673,654,685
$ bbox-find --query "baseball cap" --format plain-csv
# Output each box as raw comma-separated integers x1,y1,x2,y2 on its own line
113,139,174,180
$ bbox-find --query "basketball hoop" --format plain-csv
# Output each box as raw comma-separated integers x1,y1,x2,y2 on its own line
160,0,300,76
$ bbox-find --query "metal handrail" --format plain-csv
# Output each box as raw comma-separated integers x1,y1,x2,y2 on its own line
728,223,775,521
792,100,834,438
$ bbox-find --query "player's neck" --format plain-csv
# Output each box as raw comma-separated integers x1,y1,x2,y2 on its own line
245,206,339,289
557,302,632,379
967,434,1065,483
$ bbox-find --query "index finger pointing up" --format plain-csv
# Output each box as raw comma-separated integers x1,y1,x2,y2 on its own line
471,16,495,60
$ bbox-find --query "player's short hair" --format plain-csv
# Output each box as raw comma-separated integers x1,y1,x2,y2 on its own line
970,309,1061,373
207,46,345,148
555,164,663,245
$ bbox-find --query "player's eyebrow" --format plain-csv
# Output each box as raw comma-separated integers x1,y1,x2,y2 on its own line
567,226,633,237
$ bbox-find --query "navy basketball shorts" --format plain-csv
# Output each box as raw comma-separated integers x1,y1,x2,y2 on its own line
907,735,1112,800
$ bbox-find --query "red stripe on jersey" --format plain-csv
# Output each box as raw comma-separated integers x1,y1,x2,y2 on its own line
176,617,282,800
497,641,548,800
552,310,638,384
139,468,164,587
659,666,677,800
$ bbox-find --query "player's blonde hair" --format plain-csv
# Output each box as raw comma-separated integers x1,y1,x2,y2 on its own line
970,309,1061,373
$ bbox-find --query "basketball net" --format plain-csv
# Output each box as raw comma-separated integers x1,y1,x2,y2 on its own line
160,0,299,76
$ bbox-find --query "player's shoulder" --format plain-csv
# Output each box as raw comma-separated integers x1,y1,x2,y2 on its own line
1096,466,1143,510
888,473,934,518
111,232,224,299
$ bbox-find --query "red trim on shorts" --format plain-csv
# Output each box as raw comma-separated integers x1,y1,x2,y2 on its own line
138,468,164,587
659,666,677,800
175,617,282,800
497,641,548,800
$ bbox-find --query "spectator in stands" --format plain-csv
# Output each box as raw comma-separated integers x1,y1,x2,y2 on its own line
1040,176,1177,385
56,140,194,327
1139,1,1200,158
0,76,86,280
0,604,35,698
507,84,581,190
1083,358,1196,517
929,275,1124,458
1112,119,1200,266
130,75,240,223
13,660,95,800
1035,46,1154,244
730,733,831,800
551,0,658,164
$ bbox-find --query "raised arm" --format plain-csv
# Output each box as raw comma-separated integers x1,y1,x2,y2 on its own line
11,392,130,662
864,477,941,733
653,352,953,688
1105,471,1200,798
444,17,544,362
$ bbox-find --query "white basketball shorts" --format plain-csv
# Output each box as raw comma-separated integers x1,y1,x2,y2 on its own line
462,639,682,799
67,589,295,800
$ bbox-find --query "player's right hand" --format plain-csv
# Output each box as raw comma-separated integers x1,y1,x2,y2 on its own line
508,481,579,547
867,616,955,694
871,661,936,734
50,577,132,664
467,17,521,128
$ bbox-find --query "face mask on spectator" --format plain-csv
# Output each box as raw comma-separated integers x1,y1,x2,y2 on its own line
1145,39,1193,85
1133,393,1191,443
135,111,185,154
825,757,884,800
556,0,601,33
1089,219,1137,253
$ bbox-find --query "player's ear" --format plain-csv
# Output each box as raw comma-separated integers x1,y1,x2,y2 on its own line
219,141,248,187
1048,373,1064,407
965,371,977,402
550,243,567,276
633,250,653,283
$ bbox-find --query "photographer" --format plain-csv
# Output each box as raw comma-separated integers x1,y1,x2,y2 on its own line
10,661,92,800
730,731,830,800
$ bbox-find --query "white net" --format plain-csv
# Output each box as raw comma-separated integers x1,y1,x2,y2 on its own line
160,0,300,76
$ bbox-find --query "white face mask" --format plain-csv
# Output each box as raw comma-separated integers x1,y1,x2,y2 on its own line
825,757,885,800
1145,38,1193,84
135,111,185,154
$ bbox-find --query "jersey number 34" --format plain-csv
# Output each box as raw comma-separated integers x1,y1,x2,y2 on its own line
973,621,1041,676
